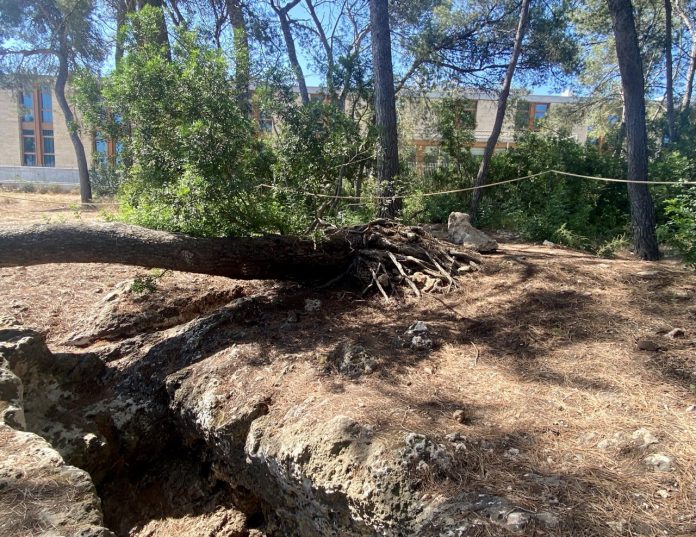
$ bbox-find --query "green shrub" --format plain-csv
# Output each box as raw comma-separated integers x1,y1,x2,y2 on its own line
478,133,629,246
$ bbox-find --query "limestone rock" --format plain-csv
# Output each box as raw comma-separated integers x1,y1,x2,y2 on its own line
644,453,673,471
67,280,244,346
326,340,376,378
446,212,498,252
0,425,114,537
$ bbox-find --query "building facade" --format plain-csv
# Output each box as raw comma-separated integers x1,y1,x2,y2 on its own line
0,86,96,186
0,85,587,186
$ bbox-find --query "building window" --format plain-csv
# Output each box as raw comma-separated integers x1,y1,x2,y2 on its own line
42,130,55,167
529,103,550,129
20,91,34,122
94,135,121,164
19,86,54,167
40,87,53,122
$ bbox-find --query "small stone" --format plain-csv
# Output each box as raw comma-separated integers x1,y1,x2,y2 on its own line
686,405,696,413
411,335,433,351
631,428,659,449
457,265,472,274
504,511,532,531
637,339,660,351
536,512,560,529
408,321,429,333
666,328,685,339
416,460,429,472
452,410,466,423
655,489,669,499
644,453,673,471
445,432,463,442
542,240,555,248
673,289,693,300
304,299,321,313
506,447,520,457
424,366,434,375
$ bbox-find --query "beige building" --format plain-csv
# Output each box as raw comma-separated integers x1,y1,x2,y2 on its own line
0,85,99,186
0,84,588,185
399,91,588,170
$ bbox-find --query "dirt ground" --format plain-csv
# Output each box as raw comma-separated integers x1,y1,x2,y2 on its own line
1,192,695,536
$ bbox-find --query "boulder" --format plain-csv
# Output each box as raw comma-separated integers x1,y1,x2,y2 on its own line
447,212,498,252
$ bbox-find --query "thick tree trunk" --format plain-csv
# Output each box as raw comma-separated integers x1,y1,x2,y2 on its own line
227,0,251,116
0,223,353,280
369,0,401,218
664,0,676,142
0,222,478,290
608,0,660,260
469,0,531,220
55,52,92,203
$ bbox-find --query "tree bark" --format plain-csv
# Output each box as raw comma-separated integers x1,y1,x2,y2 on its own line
608,0,660,260
0,223,354,280
227,0,251,116
272,0,309,105
664,0,676,142
469,0,531,220
55,51,92,203
369,0,401,218
675,0,696,112
0,222,479,286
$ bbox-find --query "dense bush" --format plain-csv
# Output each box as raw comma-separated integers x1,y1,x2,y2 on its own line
477,133,630,247
76,8,285,236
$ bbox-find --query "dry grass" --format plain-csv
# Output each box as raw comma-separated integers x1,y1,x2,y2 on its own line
0,188,117,224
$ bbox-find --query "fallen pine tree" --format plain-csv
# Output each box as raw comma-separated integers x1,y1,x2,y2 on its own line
0,220,483,295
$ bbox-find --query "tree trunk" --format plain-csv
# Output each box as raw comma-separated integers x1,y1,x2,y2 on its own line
305,0,337,104
369,0,401,218
273,0,309,105
469,0,531,220
675,1,696,112
0,222,479,287
0,223,351,279
55,52,92,203
608,0,660,260
664,0,676,142
227,0,251,116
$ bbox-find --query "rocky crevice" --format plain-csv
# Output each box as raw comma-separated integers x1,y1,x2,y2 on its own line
0,288,563,537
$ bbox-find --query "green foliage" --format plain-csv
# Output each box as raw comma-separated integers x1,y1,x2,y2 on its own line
89,160,122,198
76,8,285,236
261,84,375,230
596,234,630,258
477,133,629,246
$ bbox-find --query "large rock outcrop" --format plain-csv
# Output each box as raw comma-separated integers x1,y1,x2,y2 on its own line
0,328,114,537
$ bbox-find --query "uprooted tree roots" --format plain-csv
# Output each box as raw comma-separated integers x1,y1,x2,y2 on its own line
330,220,483,297
0,219,483,296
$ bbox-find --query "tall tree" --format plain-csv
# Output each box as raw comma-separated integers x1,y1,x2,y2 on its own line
608,0,659,260
675,0,696,112
369,0,400,218
664,0,676,141
271,0,309,104
0,0,105,202
226,0,251,115
470,0,531,219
